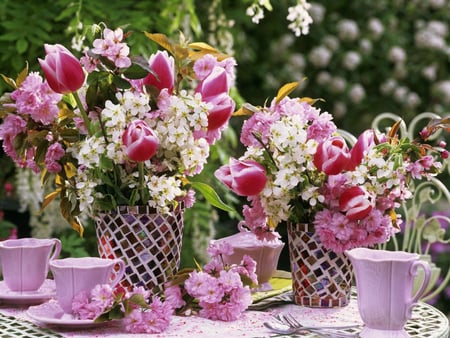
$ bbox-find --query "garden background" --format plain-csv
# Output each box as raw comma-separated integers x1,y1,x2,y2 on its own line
0,0,449,315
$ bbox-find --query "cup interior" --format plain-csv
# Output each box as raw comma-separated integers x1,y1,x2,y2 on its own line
1,238,55,248
50,257,118,268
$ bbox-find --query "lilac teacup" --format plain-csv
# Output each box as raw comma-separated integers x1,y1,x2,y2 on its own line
346,248,431,337
0,238,61,291
49,257,125,314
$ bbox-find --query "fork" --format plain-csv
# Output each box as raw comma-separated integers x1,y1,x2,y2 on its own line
277,313,360,337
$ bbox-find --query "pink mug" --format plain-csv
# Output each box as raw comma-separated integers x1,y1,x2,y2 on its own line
49,257,125,314
346,248,431,338
0,238,61,291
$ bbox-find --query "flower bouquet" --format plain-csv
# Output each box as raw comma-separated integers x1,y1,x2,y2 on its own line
215,82,449,306
0,24,236,234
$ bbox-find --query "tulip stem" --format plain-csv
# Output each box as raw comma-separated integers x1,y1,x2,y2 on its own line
138,161,147,205
73,91,93,136
252,132,279,170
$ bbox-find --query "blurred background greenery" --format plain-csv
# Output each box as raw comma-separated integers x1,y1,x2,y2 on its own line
0,0,449,314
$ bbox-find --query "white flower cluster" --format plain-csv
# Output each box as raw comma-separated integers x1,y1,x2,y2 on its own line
246,0,313,37
70,90,210,215
286,0,313,37
243,114,318,225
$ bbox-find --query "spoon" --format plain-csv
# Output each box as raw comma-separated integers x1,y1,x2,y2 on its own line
264,321,359,337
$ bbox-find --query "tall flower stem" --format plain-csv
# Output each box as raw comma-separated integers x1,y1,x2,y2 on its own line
138,161,147,205
72,91,93,136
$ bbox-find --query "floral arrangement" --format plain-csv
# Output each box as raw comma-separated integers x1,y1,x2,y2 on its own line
164,240,256,321
215,82,449,252
0,24,236,233
71,241,256,333
72,284,173,334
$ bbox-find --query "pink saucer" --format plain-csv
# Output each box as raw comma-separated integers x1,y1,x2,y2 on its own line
27,299,108,328
0,279,55,305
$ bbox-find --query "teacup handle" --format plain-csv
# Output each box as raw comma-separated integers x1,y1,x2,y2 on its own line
109,259,126,286
406,260,431,318
50,239,62,261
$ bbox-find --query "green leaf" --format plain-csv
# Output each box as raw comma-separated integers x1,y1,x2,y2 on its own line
16,39,28,54
123,61,149,79
189,181,235,213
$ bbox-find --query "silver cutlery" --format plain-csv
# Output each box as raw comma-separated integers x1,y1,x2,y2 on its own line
277,313,360,331
264,320,358,337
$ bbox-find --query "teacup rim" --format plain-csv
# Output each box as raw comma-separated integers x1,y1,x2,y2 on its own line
0,238,57,248
49,257,121,269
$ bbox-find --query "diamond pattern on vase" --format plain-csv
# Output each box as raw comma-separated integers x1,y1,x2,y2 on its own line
288,223,353,308
95,204,184,292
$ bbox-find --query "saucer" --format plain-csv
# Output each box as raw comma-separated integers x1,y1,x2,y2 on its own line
0,279,56,305
27,299,106,328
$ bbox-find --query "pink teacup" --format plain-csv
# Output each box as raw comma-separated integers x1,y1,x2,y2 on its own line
346,248,431,338
215,223,284,288
0,238,61,291
49,257,125,314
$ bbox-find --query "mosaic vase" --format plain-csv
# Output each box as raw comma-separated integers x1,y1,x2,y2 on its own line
95,204,184,292
287,223,353,308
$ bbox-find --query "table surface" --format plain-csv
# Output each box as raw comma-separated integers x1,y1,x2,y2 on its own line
0,289,448,338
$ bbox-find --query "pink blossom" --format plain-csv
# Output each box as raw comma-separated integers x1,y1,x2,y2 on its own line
240,110,279,148
203,258,224,276
194,54,218,80
164,285,186,309
44,142,65,173
207,240,234,258
92,28,131,68
0,114,27,161
11,72,62,125
218,270,242,292
181,188,196,208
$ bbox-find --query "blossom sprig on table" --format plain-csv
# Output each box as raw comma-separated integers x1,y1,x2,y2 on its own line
164,241,257,321
215,82,449,252
0,24,236,233
72,284,173,334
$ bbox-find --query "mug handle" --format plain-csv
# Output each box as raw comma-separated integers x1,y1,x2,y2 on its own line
406,260,431,318
109,259,126,286
49,239,62,261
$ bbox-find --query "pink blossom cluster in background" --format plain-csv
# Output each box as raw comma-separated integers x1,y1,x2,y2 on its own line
165,240,256,321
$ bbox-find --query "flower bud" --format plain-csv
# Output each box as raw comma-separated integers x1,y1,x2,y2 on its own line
196,66,230,100
38,44,85,94
215,158,267,196
142,51,175,94
339,186,374,220
313,136,350,175
122,120,159,162
206,93,235,130
348,129,376,170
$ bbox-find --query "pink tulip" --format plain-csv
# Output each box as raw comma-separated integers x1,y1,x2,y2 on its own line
206,93,235,130
215,158,267,196
142,51,175,94
313,136,350,175
122,120,159,162
38,44,85,94
196,67,234,131
339,186,374,221
348,129,376,170
196,66,230,100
